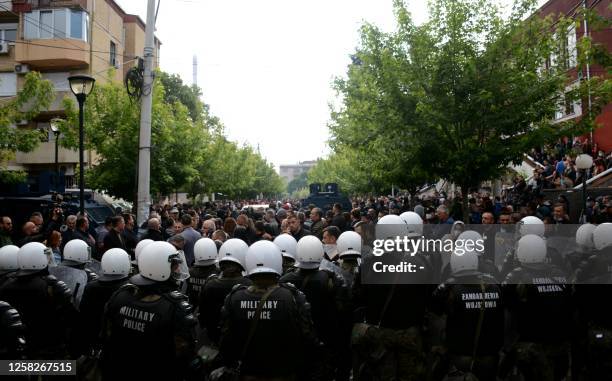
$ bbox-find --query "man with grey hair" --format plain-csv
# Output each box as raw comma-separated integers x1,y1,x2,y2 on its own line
436,204,454,224
141,217,164,241
310,207,324,240
201,219,216,238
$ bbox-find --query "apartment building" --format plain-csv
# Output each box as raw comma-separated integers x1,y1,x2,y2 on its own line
2,0,160,193
536,0,612,152
279,160,317,183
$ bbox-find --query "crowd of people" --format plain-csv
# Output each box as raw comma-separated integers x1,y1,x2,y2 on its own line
0,191,611,380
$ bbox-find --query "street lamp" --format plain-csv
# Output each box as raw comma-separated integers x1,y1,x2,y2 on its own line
576,153,593,222
49,118,61,192
67,74,95,215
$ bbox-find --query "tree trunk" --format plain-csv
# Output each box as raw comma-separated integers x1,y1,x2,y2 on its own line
461,182,470,223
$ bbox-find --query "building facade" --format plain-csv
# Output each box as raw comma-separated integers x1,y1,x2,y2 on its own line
279,160,316,183
3,0,160,192
536,0,612,152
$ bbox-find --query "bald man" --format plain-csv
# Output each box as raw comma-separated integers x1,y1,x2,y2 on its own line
18,221,45,246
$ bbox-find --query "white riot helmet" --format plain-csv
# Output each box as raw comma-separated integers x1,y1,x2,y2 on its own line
296,235,324,269
450,247,479,274
245,240,283,277
273,234,298,260
519,216,545,237
376,214,407,240
0,245,19,275
218,238,249,270
575,224,596,250
134,239,154,265
194,238,218,266
337,231,362,258
516,234,547,264
63,239,91,266
131,241,183,286
456,230,484,256
399,211,424,237
17,242,51,276
99,248,131,281
593,223,612,251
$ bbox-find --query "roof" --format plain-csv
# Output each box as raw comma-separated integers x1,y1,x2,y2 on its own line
107,0,162,45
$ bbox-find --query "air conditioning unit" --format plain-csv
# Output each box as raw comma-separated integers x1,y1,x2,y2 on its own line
0,43,9,54
14,64,30,74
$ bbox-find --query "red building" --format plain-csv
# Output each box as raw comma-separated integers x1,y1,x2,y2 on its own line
536,0,612,152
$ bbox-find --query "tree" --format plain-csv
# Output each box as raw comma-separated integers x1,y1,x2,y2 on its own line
330,0,611,220
159,72,204,122
287,171,308,194
0,72,54,184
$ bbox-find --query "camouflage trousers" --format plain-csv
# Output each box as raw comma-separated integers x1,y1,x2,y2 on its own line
513,341,569,381
352,324,426,381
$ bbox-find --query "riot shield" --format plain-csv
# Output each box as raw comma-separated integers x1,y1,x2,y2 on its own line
494,231,515,271
88,259,102,275
49,265,88,308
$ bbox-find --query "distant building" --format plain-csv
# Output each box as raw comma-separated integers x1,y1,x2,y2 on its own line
535,0,611,151
279,160,316,183
3,0,161,193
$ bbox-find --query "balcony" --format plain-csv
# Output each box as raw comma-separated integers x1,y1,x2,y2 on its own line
15,38,89,69
12,1,88,12
15,140,86,164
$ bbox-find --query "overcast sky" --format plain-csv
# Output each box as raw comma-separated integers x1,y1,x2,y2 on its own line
115,0,543,170
114,0,431,169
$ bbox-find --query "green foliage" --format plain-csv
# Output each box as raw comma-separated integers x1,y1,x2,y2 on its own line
58,71,284,201
287,171,308,194
0,72,54,183
327,0,611,207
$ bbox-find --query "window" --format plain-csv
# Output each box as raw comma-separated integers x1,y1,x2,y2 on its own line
70,9,82,40
23,9,88,42
554,84,582,121
0,72,17,96
0,23,17,44
565,25,577,68
110,41,117,67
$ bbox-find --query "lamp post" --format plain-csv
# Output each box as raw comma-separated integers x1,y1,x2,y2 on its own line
576,153,593,222
49,118,61,192
67,75,95,215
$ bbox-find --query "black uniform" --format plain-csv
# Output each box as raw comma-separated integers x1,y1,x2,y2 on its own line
187,265,218,307
431,271,504,380
0,269,77,358
0,300,26,359
77,277,129,354
502,263,572,381
219,283,318,379
352,252,432,380
198,274,252,345
281,268,345,343
101,282,198,381
573,247,612,380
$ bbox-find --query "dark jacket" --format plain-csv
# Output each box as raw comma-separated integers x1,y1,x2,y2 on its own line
103,229,127,252
141,229,164,242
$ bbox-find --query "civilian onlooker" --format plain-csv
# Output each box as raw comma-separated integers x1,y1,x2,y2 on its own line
330,203,347,232
309,208,324,240
223,217,237,238
96,217,113,255
0,216,13,247
104,216,127,253
180,213,201,266
74,216,96,256
48,230,62,264
141,218,164,241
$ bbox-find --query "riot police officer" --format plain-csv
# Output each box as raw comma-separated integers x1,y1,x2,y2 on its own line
0,242,76,359
352,215,432,381
431,246,504,380
77,248,132,355
101,241,198,381
0,300,26,360
0,245,19,288
187,238,219,306
273,233,298,274
502,234,572,381
63,239,99,282
280,235,347,380
573,223,612,380
198,238,252,345
217,240,318,380
132,238,154,274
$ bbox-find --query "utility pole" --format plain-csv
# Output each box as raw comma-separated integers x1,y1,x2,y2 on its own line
136,0,157,225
